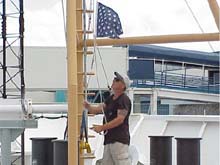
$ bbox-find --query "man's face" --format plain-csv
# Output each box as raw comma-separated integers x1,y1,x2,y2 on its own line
111,79,125,93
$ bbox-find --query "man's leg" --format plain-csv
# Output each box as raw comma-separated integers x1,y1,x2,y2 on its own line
102,144,114,165
110,142,131,165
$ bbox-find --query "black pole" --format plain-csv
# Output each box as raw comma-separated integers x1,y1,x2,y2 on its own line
21,131,25,165
31,138,57,165
19,0,25,164
2,0,7,98
19,0,25,100
53,140,68,165
175,137,202,165
149,136,173,165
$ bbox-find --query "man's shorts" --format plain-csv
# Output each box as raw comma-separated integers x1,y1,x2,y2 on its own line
101,142,131,165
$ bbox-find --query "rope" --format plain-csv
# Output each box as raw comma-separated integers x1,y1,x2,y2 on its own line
34,115,67,120
183,0,215,52
87,2,110,90
87,0,93,33
59,0,109,137
85,1,108,135
80,109,89,142
85,0,95,88
84,1,110,91
93,44,108,135
96,47,111,89
61,0,67,45
93,1,110,89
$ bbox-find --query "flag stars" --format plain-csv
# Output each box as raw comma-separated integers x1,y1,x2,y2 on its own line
96,2,123,39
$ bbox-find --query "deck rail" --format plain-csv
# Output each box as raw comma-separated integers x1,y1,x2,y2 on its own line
131,72,220,94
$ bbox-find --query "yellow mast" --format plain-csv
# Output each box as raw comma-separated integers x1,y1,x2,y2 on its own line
66,0,79,164
208,0,220,31
76,0,85,164
67,0,85,164
84,32,220,47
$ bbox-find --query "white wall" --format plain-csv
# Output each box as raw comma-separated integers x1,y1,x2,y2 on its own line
131,115,220,165
87,47,128,89
0,46,127,102
25,46,127,90
25,47,67,89
0,46,127,90
21,115,220,165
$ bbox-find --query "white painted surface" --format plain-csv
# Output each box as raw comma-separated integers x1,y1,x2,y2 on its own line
7,115,218,165
87,47,128,89
0,46,127,90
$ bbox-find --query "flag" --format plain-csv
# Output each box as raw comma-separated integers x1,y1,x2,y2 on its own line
96,2,123,39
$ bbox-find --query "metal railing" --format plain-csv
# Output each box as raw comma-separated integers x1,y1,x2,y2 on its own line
131,72,220,94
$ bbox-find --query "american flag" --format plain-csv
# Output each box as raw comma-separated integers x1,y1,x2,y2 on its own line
96,2,123,39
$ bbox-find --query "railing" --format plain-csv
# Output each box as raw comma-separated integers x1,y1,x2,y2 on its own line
131,72,220,94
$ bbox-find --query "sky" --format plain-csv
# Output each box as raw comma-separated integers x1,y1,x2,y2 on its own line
13,0,220,52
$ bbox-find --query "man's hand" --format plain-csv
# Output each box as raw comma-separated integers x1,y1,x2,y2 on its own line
83,101,105,114
90,124,104,133
83,100,90,109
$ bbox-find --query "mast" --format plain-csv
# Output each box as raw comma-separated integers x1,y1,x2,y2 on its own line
67,0,78,164
76,0,85,164
208,0,220,31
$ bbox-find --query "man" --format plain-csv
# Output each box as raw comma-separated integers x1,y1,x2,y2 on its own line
84,72,132,165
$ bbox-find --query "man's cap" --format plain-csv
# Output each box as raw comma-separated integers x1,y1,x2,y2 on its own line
114,72,130,90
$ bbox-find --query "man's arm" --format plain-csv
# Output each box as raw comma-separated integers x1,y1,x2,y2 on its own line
92,109,128,133
84,101,104,114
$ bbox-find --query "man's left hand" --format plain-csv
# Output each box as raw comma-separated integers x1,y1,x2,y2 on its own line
91,124,104,133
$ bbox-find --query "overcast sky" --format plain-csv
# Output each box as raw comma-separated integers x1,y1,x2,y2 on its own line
21,0,220,52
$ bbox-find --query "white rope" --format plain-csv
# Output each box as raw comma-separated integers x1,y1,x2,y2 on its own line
85,0,94,92
93,41,108,135
83,0,88,100
183,0,215,52
87,1,110,90
96,47,111,88
87,0,93,34
59,0,109,135
92,1,108,135
61,0,67,46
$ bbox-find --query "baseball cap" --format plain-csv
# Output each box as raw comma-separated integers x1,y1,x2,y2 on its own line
114,72,130,90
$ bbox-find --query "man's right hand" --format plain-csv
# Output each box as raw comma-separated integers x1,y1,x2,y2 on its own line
83,101,104,115
83,100,90,109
